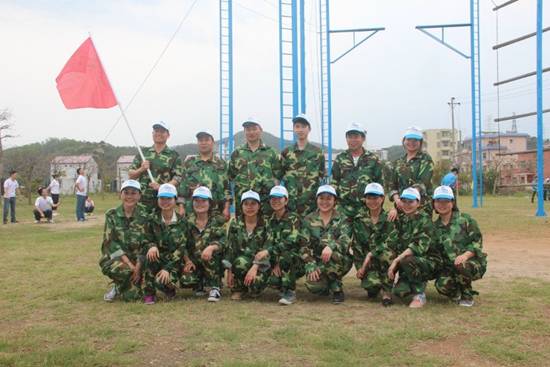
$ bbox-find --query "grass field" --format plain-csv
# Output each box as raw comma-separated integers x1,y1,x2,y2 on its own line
1,194,549,366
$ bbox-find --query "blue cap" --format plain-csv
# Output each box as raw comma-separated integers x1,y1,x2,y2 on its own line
404,126,423,140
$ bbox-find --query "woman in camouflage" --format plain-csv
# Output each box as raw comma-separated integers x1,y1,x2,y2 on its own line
432,185,487,307
224,190,271,300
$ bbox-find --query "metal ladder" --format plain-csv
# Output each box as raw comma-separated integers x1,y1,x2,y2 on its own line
319,0,332,174
470,0,482,206
219,0,234,160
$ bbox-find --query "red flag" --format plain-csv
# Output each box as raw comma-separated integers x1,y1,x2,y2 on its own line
56,37,117,109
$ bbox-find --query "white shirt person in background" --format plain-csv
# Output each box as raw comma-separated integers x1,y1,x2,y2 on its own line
74,168,88,222
47,174,61,213
3,170,19,224
34,187,58,223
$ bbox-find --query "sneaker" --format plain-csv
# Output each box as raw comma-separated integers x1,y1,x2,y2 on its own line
459,299,474,307
382,297,393,307
332,291,345,304
35,220,40,224
230,292,242,301
164,287,176,300
193,287,206,297
278,290,296,305
409,292,427,308
207,288,221,302
103,286,118,302
47,219,53,223
143,295,156,305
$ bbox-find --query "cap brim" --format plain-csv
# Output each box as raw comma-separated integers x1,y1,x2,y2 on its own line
404,134,422,140
196,132,213,139
317,191,337,197
241,197,261,203
242,122,260,128
346,130,365,136
434,194,454,200
270,194,287,198
364,192,384,196
121,187,141,192
292,117,310,125
192,194,211,200
158,193,176,198
153,125,169,131
400,194,419,200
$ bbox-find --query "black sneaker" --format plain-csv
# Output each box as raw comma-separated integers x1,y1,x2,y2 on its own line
164,287,176,300
382,297,393,307
367,290,378,299
332,291,345,304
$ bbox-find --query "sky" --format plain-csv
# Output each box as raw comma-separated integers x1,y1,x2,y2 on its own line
1,0,549,151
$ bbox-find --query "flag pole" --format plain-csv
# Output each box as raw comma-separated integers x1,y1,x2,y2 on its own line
89,35,155,183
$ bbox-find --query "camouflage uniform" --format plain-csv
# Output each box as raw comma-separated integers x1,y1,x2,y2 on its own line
228,142,282,216
264,210,306,292
389,152,434,214
281,143,325,216
99,204,152,301
433,211,487,301
353,208,400,295
392,211,441,298
129,146,183,209
225,217,271,294
302,210,353,294
179,155,231,217
331,148,384,218
180,213,226,289
143,211,188,297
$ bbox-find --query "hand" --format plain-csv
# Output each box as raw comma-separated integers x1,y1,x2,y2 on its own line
178,204,186,217
141,160,150,171
454,254,469,268
387,260,398,281
223,206,231,221
130,262,141,284
149,182,160,191
40,213,45,218
307,268,321,282
271,263,282,277
244,266,258,286
226,270,234,288
321,246,333,264
147,246,160,262
183,261,196,274
394,196,403,210
356,266,366,279
201,245,216,261
254,250,269,261
156,270,170,285
388,208,399,222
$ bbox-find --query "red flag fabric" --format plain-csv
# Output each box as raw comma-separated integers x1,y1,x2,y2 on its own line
56,37,117,109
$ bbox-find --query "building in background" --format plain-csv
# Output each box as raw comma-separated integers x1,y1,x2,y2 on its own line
498,147,550,187
422,129,460,164
116,155,135,192
50,155,100,195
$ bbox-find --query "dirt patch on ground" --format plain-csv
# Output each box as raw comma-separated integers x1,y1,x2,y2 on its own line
412,335,497,367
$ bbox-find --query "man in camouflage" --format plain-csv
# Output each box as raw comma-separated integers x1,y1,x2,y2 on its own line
228,118,282,216
331,123,384,218
302,185,353,304
143,184,188,304
100,180,153,302
179,131,231,220
353,183,399,306
128,121,183,210
281,114,325,216
389,126,434,217
180,187,227,302
388,188,441,308
432,186,487,307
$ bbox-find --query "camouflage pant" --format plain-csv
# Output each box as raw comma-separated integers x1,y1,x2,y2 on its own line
231,255,271,294
143,259,181,297
353,246,397,295
305,251,353,294
99,256,143,301
269,252,305,292
435,258,486,300
393,255,439,299
180,251,223,289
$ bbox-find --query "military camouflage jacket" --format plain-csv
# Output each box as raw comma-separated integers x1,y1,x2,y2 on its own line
149,210,188,272
129,145,183,204
302,210,352,272
353,208,399,260
389,151,434,201
281,142,325,215
186,212,226,255
331,148,384,217
264,210,306,259
433,211,486,263
179,154,231,211
395,211,435,258
225,217,268,265
228,141,282,199
101,204,152,263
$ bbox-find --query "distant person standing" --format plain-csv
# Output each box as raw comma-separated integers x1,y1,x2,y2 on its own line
441,167,459,205
33,187,57,223
47,174,61,213
75,168,87,221
128,121,183,211
531,176,538,204
3,170,19,224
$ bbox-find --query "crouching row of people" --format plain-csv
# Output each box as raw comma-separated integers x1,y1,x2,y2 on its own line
100,179,486,308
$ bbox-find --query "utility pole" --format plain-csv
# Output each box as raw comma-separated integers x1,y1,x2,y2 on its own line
448,97,461,163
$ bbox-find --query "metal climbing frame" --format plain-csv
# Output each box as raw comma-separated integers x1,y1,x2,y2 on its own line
219,0,234,159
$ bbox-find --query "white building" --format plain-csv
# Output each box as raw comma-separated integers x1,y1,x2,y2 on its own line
50,155,100,195
116,155,136,191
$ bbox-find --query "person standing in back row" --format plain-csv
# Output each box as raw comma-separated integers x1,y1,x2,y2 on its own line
75,167,87,222
47,174,61,214
3,170,19,224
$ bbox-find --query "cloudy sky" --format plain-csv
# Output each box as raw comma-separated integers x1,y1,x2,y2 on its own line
1,0,549,150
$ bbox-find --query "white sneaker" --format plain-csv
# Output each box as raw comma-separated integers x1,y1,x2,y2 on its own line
278,290,296,305
34,220,40,224
459,299,474,307
409,292,427,308
207,288,221,302
103,286,118,302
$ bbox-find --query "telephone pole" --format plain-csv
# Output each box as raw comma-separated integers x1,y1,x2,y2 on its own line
448,97,461,163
